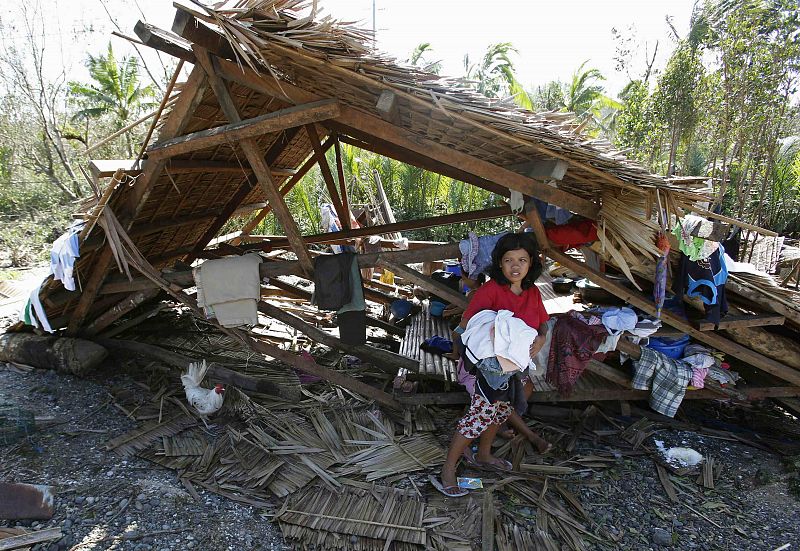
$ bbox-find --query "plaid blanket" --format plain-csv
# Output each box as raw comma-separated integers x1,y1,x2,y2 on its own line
632,347,693,418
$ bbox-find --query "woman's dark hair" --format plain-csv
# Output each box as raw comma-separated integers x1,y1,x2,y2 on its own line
488,233,542,289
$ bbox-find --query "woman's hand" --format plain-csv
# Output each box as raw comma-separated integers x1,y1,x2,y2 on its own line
529,335,546,359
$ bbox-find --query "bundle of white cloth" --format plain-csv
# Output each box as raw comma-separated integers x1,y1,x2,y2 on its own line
462,309,538,373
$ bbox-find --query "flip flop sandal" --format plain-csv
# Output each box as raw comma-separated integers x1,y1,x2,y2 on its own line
429,474,469,498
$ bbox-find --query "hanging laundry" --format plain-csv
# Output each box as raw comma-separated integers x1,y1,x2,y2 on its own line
459,232,509,279
337,254,366,345
654,232,670,318
21,281,54,333
50,220,84,291
320,203,355,254
546,313,609,395
509,190,525,214
545,219,598,250
194,254,262,328
672,216,720,261
631,346,692,418
672,245,729,326
312,252,355,310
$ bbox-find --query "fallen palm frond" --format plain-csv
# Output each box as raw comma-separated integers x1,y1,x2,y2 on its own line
278,484,427,548
105,415,195,457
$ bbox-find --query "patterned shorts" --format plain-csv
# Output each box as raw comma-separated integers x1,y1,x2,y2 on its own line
456,393,513,440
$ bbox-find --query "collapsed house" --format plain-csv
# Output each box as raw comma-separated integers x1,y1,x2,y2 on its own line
5,0,800,547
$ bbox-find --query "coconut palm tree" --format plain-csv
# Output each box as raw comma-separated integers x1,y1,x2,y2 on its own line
69,43,156,157
407,42,442,75
464,42,532,109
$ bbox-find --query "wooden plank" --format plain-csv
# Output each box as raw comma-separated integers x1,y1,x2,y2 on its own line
585,359,631,388
378,259,468,309
257,301,418,373
192,46,314,275
146,99,340,160
236,136,335,241
549,248,800,387
696,314,785,331
265,205,511,250
305,123,349,228
186,126,302,261
83,288,160,336
209,55,599,219
0,527,62,550
246,334,403,411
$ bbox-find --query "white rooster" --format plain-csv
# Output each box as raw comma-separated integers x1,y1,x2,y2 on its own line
181,360,225,420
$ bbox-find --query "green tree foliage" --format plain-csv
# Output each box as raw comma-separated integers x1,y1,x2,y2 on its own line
612,0,800,233
464,43,533,109
69,43,156,157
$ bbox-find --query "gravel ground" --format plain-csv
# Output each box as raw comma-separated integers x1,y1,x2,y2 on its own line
2,360,800,550
0,364,288,551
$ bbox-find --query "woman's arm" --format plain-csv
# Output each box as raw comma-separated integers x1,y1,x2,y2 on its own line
529,322,548,358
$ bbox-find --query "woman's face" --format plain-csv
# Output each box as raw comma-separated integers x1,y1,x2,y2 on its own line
500,248,531,285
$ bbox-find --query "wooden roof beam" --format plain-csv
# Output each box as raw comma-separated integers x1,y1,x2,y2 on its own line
305,123,350,229
146,99,340,160
208,55,599,220
191,46,315,275
134,20,195,63
236,136,336,241
89,158,296,178
186,126,303,262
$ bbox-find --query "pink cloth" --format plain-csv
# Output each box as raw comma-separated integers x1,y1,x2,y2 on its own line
691,367,708,388
457,358,476,394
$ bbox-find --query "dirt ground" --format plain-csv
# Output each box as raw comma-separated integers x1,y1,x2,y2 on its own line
3,357,800,550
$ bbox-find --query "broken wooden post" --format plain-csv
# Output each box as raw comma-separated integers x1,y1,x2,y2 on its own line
192,47,315,275
258,301,418,374
245,334,403,411
0,334,108,376
377,259,468,309
306,123,350,229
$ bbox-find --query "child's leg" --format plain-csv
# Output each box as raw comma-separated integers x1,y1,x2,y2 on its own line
506,411,551,453
442,394,491,492
474,401,514,468
441,432,473,493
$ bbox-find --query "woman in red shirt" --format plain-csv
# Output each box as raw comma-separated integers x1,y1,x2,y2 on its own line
435,233,551,497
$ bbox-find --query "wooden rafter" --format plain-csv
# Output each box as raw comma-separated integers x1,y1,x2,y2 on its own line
192,46,314,275
187,126,303,261
208,55,599,219
236,136,335,241
305,123,350,228
146,99,340,160
333,135,351,229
